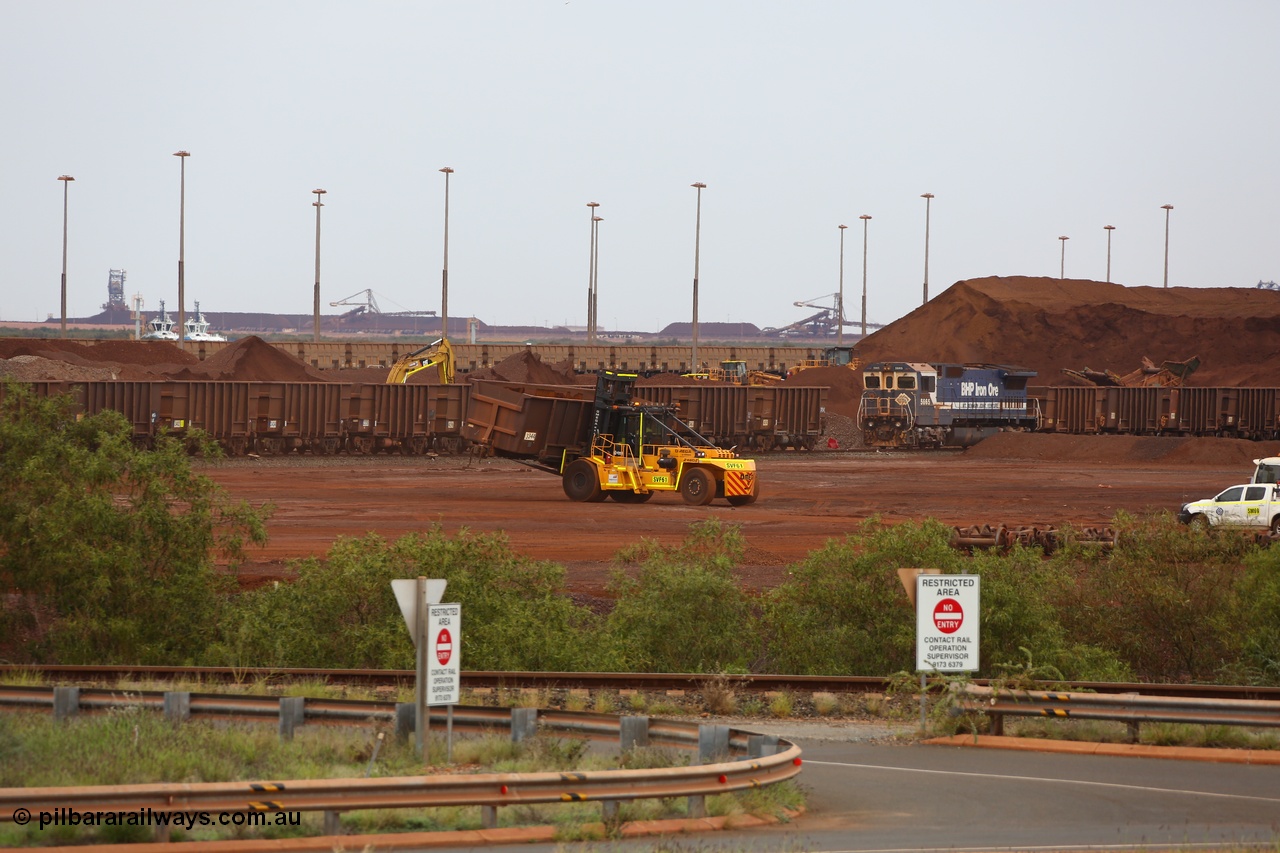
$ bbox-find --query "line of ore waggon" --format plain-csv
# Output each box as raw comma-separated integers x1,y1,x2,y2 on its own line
6,361,1280,455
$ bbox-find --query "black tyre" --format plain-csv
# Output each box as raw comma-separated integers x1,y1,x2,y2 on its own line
680,467,715,506
563,459,604,502
1271,516,1280,536
1187,514,1208,531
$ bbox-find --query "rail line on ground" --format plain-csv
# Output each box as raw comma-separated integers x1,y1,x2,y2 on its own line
3,665,1277,703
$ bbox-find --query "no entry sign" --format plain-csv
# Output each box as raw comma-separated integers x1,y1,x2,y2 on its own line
916,575,979,672
428,604,461,705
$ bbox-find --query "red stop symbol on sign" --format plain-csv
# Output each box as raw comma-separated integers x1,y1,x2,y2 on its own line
933,598,963,634
435,628,452,665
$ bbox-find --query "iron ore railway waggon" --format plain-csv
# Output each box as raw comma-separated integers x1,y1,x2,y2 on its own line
859,361,1280,448
0,379,829,456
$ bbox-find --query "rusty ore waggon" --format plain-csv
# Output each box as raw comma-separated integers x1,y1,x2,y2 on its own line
1032,385,1280,439
0,380,828,456
7,379,1280,455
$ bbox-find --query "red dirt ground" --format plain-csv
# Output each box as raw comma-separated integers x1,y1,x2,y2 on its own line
202,433,1279,599
7,277,1279,600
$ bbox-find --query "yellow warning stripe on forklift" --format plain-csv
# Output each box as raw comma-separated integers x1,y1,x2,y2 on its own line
724,471,756,497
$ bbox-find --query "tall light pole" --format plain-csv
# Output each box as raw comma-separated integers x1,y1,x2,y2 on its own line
860,214,872,340
1161,204,1174,288
837,224,847,347
592,215,603,342
1103,225,1115,283
586,202,599,341
1059,235,1069,279
173,150,190,344
440,167,454,339
312,189,326,343
920,193,934,304
57,175,74,338
690,182,706,370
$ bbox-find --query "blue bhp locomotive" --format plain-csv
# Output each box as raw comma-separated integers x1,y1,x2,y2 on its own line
858,362,1040,448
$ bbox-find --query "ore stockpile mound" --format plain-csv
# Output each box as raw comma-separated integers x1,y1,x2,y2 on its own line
966,432,1280,467
0,338,198,381
166,336,331,382
466,350,584,385
0,336,332,383
856,276,1280,387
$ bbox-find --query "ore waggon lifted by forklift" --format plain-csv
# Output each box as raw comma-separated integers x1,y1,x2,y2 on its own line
462,371,758,505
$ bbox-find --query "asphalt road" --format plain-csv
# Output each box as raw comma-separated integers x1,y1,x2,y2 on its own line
461,736,1280,853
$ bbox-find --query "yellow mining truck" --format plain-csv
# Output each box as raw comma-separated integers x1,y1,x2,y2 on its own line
463,371,758,506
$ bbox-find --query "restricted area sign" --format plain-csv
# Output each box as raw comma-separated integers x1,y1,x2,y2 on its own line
427,604,461,705
915,574,979,672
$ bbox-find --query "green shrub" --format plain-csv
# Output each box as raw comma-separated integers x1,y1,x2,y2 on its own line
1053,512,1250,682
0,382,270,665
760,518,957,675
216,528,601,671
601,519,755,672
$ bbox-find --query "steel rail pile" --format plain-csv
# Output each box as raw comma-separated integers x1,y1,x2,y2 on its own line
957,683,1280,739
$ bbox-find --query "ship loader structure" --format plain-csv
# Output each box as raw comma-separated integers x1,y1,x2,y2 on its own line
463,371,758,505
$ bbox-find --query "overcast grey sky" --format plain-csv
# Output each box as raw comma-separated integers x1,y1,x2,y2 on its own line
4,1,1278,333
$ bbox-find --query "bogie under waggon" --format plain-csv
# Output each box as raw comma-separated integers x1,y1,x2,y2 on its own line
858,361,1040,449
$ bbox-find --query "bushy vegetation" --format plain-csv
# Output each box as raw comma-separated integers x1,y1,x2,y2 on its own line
216,529,601,671
0,382,270,664
4,386,1279,685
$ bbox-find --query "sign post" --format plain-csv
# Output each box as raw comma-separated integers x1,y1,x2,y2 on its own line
915,573,980,732
390,578,448,761
428,603,461,763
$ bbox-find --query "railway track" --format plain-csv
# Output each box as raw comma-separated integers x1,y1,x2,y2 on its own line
4,665,1277,703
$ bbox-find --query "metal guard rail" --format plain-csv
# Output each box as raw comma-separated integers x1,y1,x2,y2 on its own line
958,683,1280,739
0,748,802,820
0,685,802,829
0,686,784,751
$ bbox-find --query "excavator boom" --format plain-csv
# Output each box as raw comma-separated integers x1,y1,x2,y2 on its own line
386,338,455,384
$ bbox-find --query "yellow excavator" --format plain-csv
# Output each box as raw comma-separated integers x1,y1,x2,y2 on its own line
386,338,455,384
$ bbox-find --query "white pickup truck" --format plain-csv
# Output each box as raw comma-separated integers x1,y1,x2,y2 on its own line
1179,483,1280,534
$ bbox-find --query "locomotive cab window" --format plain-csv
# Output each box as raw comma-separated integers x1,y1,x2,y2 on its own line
865,375,882,389
921,375,936,393
896,375,916,390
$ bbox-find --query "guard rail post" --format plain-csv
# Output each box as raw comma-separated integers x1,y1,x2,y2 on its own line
323,810,341,836
164,691,190,724
748,734,780,758
481,804,498,829
395,702,414,741
53,686,79,721
620,715,649,751
511,707,537,742
698,724,730,763
279,696,305,740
